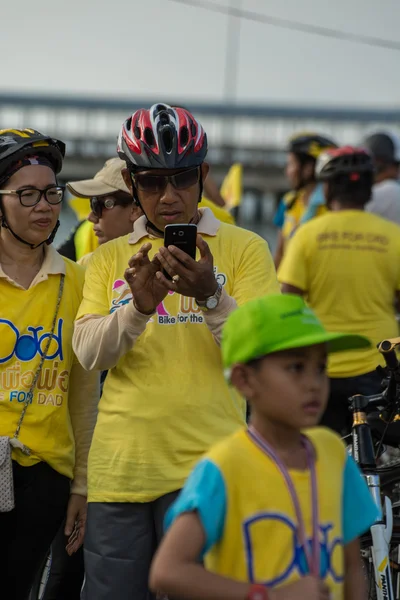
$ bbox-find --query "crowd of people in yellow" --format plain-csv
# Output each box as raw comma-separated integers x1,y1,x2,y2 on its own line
0,107,399,600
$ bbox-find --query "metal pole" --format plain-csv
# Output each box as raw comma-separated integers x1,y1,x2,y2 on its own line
224,0,241,103
223,0,241,159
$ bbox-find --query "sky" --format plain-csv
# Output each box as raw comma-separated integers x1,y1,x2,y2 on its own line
1,0,399,108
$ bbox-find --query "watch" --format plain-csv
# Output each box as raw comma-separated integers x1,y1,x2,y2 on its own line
245,584,269,600
196,283,223,311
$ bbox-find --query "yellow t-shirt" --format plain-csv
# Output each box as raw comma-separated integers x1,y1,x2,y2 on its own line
0,257,85,479
77,251,93,268
76,222,279,502
278,210,400,377
166,427,378,599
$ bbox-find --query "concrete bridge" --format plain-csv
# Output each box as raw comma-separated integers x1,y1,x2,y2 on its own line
1,92,399,247
1,92,400,197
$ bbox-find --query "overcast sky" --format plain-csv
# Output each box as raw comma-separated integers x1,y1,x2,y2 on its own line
1,0,399,108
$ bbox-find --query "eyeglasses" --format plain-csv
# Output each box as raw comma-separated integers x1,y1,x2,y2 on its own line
0,186,64,207
90,196,131,218
131,166,200,193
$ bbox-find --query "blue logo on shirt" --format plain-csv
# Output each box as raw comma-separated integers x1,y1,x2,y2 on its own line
243,513,343,586
0,318,64,364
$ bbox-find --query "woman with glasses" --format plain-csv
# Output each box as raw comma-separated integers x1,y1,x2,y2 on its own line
73,104,280,600
0,129,99,598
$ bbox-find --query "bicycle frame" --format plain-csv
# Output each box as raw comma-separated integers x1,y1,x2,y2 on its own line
350,394,394,600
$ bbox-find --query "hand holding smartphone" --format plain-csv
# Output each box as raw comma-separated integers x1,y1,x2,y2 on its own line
163,224,197,280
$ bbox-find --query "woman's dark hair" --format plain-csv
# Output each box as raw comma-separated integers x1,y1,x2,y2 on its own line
295,153,316,169
292,152,317,184
326,171,373,207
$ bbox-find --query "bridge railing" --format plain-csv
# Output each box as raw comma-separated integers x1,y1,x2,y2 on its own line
1,93,400,156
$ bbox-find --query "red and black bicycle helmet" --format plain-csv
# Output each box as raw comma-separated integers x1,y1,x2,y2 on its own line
0,128,65,184
316,146,374,181
117,103,208,170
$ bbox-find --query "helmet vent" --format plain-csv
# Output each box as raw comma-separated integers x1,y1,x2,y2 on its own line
134,120,141,139
156,104,168,114
180,126,189,148
159,112,170,127
144,128,155,148
162,126,174,154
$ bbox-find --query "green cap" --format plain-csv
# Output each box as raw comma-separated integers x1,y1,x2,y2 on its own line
221,294,371,369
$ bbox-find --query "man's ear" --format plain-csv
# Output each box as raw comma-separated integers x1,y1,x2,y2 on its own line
129,203,143,224
201,162,210,183
122,168,134,193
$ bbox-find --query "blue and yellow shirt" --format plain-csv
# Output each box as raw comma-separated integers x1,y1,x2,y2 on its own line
166,427,378,599
274,184,327,249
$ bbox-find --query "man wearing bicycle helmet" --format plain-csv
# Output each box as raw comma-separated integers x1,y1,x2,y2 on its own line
273,132,337,268
73,103,279,600
279,146,400,435
362,131,400,224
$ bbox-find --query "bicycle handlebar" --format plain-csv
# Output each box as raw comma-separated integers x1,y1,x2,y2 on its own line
378,339,400,371
348,392,385,413
348,337,400,415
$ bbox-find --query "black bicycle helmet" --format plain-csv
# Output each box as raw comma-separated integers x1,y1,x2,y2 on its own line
0,129,65,183
362,132,400,164
316,146,374,181
0,128,65,249
287,132,338,159
118,103,207,170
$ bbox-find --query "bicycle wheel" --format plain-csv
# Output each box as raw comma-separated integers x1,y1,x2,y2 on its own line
362,553,377,600
28,549,52,600
362,466,400,600
362,535,400,600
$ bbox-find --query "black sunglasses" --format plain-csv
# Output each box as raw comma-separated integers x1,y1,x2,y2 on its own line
131,166,200,193
90,196,131,218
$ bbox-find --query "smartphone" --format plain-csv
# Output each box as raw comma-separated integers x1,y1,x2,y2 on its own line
163,224,197,280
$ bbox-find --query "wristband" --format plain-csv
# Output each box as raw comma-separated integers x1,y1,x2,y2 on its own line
245,584,269,600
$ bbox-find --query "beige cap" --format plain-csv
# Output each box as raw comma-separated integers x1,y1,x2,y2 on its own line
67,157,130,197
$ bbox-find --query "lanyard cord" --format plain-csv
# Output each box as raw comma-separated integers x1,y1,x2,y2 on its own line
247,425,320,577
10,274,65,456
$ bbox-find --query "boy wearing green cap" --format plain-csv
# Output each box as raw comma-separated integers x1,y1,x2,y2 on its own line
150,294,379,600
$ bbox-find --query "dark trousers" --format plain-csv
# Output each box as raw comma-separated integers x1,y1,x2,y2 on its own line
320,370,382,436
81,490,180,600
0,461,70,600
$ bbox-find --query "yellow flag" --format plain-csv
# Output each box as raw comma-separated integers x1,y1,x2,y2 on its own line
74,219,99,260
220,163,243,209
199,197,236,225
68,196,92,221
